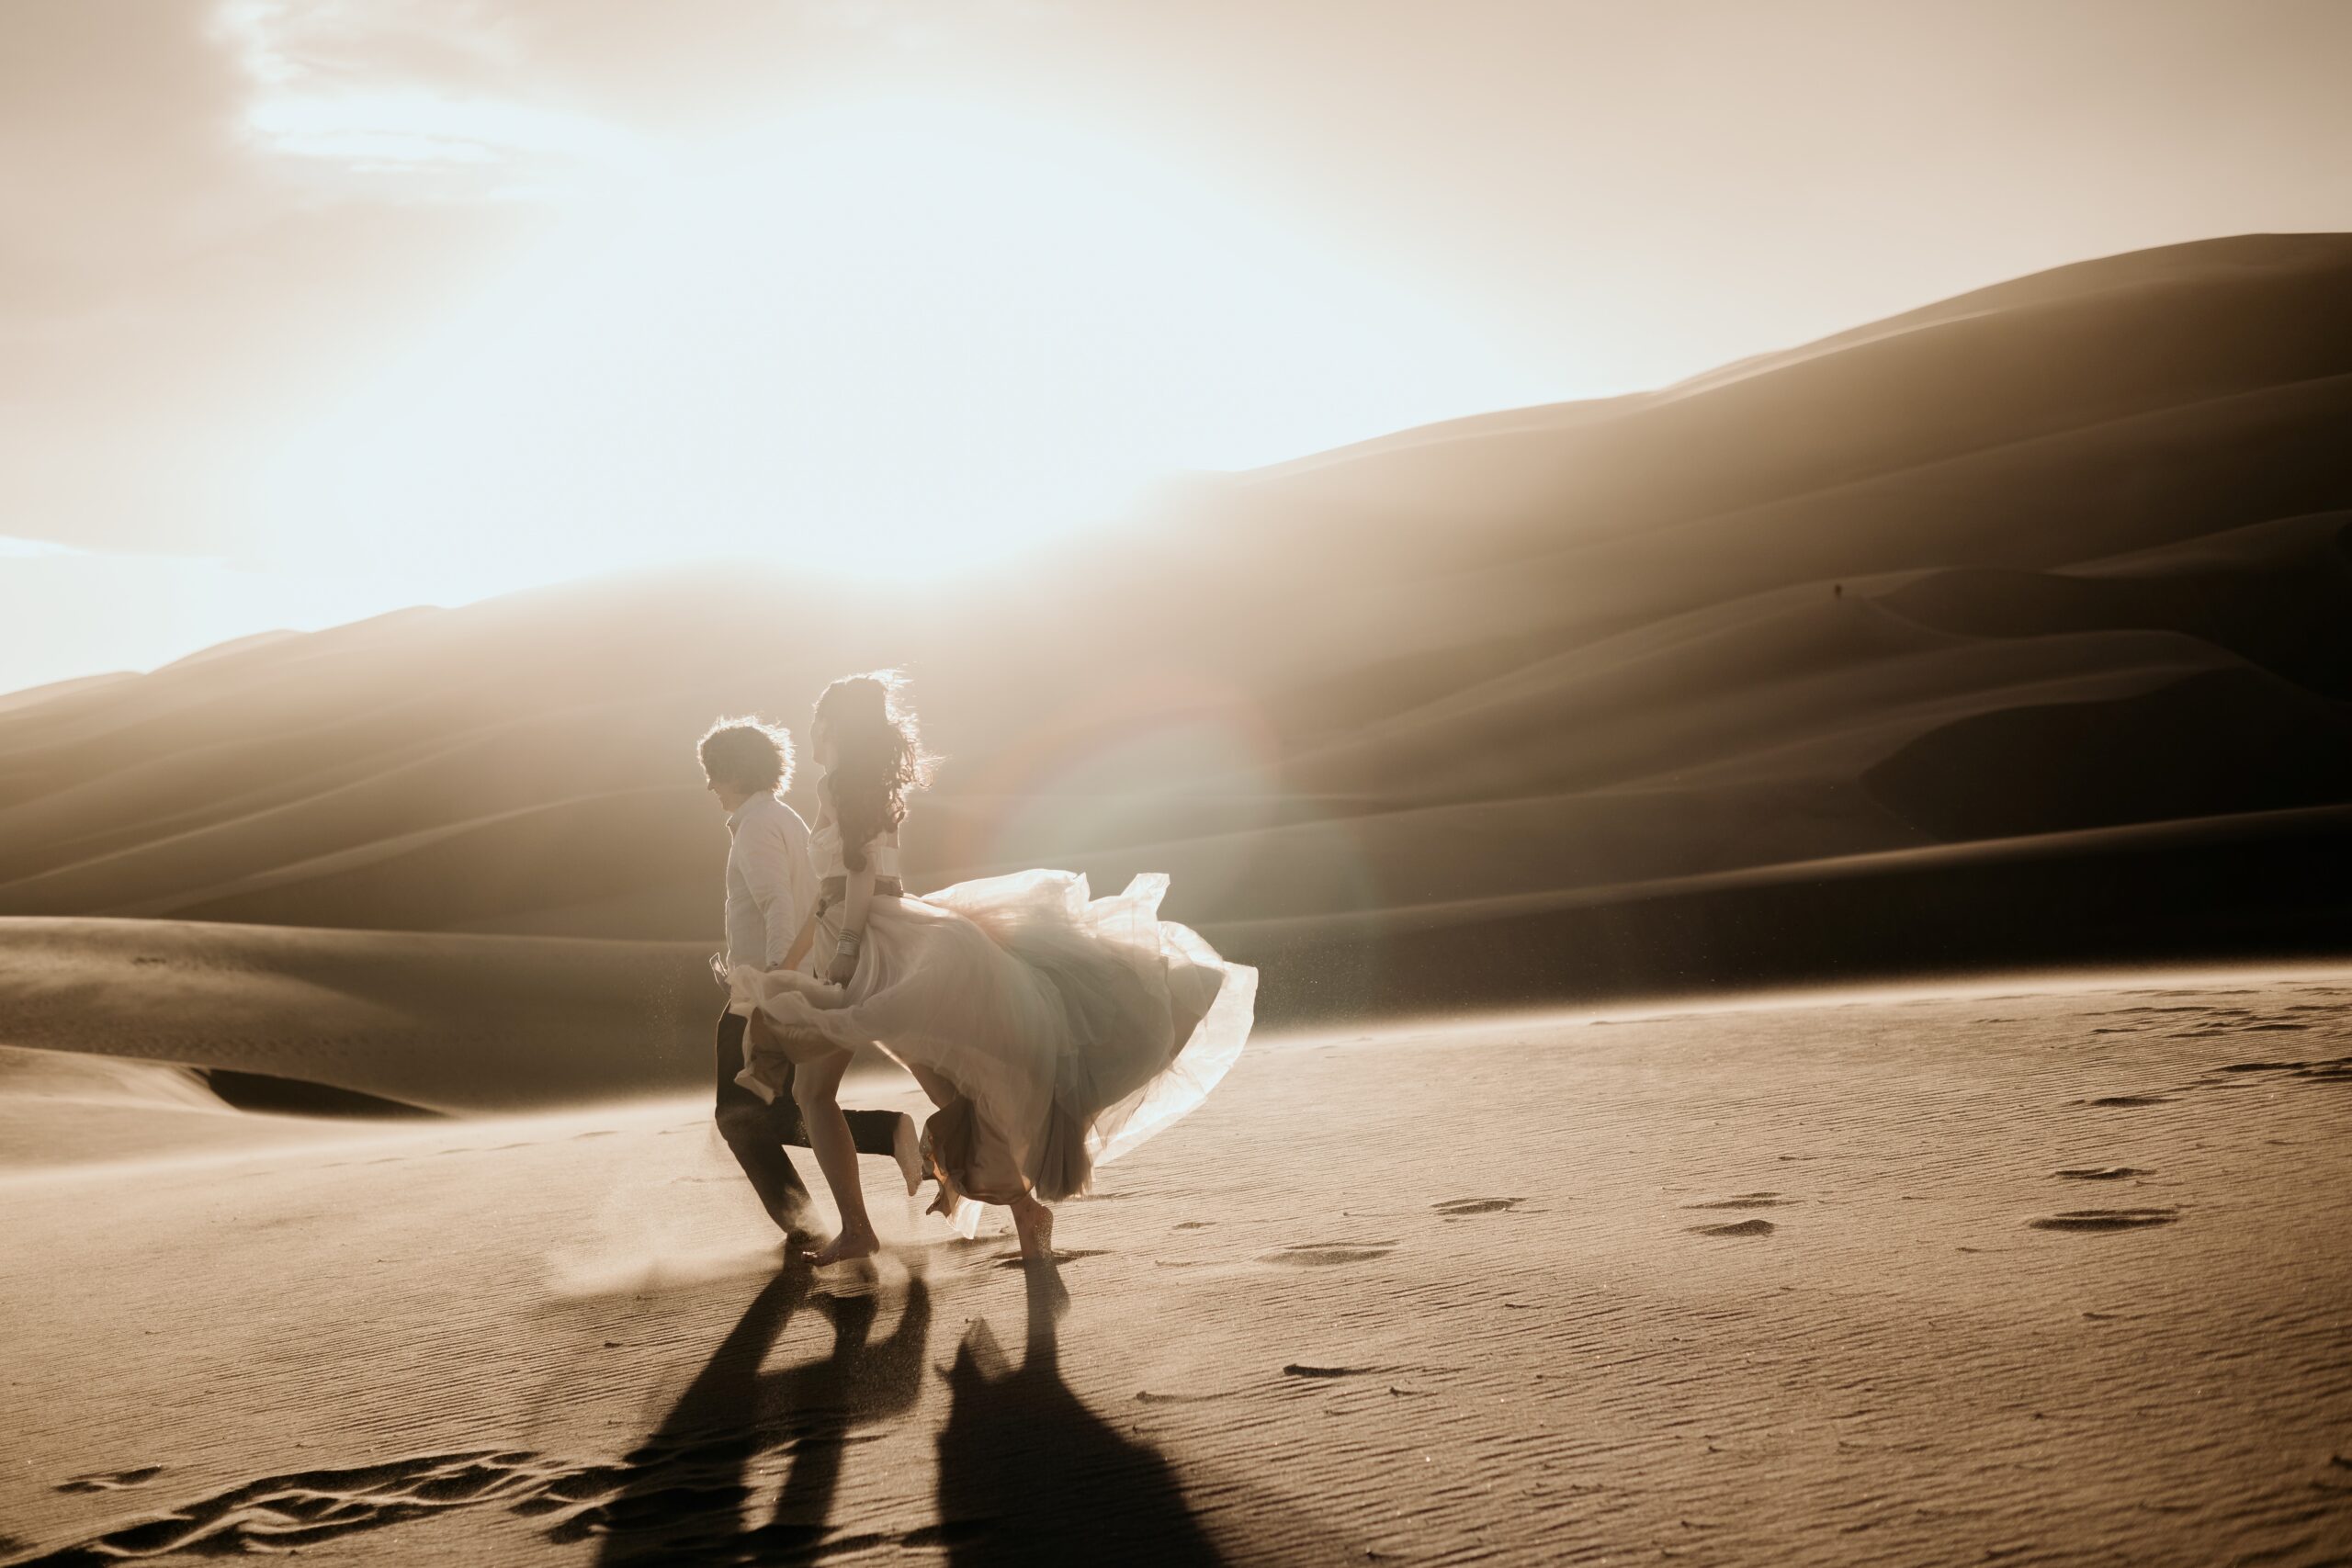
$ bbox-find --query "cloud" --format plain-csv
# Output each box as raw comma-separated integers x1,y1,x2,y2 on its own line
213,1,650,198
0,2,559,555
0,3,254,281
0,536,88,559
242,87,649,188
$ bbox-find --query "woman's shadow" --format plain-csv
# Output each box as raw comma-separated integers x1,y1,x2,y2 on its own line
931,1257,1227,1565
577,1258,931,1563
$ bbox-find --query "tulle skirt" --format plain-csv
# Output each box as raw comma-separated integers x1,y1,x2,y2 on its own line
727,870,1255,1221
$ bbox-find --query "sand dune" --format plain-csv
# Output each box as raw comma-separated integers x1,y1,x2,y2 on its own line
0,918,711,1111
2,234,2349,1025
0,1043,438,1170
5,967,2350,1563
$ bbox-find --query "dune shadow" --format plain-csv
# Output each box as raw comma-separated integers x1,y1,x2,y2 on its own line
930,1257,1227,1565
196,1066,443,1119
573,1258,932,1563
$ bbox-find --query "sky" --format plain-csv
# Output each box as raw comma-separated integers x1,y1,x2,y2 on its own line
3,0,2348,695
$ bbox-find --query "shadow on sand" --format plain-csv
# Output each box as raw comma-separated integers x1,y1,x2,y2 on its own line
574,1251,1227,1564
577,1258,931,1563
931,1256,1228,1565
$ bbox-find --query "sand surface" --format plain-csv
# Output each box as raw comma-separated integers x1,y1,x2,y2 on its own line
6,965,2351,1565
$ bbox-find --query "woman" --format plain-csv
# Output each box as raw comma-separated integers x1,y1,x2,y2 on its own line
726,672,1256,1265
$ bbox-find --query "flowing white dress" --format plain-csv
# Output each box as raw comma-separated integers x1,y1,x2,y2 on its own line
726,808,1256,1229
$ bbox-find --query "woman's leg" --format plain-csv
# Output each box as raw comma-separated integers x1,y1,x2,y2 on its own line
790,1044,881,1264
1008,1188,1056,1260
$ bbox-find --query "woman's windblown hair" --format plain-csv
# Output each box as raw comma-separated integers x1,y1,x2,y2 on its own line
814,671,936,872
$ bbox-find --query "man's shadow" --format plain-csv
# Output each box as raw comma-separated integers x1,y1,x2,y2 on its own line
576,1258,931,1563
932,1257,1227,1565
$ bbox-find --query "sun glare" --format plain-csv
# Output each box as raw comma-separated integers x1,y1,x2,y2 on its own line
259,97,1531,606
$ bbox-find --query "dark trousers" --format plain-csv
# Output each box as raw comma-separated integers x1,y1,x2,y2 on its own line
713,1009,904,1226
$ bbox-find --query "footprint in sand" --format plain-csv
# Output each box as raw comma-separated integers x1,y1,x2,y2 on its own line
991,1248,1106,1269
1431,1198,1523,1216
1683,1192,1800,1211
55,1466,162,1495
26,1428,1035,1563
1258,1241,1397,1267
2053,1168,2152,1181
25,1450,552,1560
2219,1057,2352,1084
1688,1219,1775,1237
2029,1208,2180,1233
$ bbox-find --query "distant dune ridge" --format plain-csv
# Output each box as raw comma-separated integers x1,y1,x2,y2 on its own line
3,233,2350,1055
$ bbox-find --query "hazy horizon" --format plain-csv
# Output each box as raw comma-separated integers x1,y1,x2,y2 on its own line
6,0,2350,696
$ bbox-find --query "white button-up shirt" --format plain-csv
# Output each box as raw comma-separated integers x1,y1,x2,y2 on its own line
724,792,819,971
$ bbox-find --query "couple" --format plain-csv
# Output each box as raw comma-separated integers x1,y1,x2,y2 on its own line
702,672,1256,1267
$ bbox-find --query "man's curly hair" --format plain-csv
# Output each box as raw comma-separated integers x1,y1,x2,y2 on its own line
698,716,795,795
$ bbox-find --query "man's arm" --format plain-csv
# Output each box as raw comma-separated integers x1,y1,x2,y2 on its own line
738,811,803,970
782,806,819,962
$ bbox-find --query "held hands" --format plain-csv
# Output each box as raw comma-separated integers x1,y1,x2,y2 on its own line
827,930,863,987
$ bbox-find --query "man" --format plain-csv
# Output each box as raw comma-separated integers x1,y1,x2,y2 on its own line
699,716,918,1237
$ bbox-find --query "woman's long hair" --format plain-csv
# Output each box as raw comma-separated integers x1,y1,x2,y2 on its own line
814,671,935,872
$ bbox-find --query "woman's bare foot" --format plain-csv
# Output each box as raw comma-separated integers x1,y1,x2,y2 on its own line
802,1226,881,1267
1009,1193,1055,1260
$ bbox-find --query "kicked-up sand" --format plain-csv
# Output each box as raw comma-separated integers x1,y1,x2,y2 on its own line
5,965,2351,1565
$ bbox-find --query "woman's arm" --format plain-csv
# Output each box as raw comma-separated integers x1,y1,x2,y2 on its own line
829,863,874,986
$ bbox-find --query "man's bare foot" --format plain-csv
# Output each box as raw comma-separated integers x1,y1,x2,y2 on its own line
803,1226,881,1267
1009,1193,1055,1260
